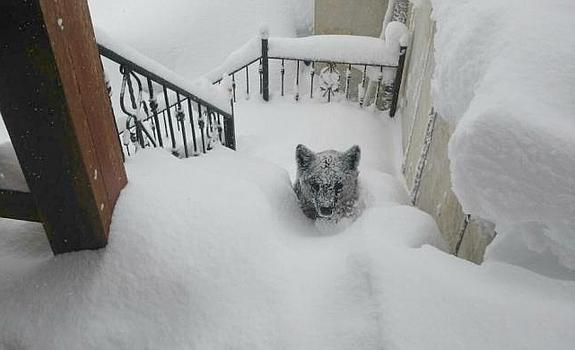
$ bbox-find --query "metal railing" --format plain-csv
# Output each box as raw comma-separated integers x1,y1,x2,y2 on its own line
213,34,408,117
98,44,235,159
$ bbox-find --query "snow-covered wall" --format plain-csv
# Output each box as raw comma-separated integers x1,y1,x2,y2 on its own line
399,0,494,263
430,0,575,277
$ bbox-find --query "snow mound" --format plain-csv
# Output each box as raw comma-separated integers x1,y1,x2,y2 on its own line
431,0,575,273
0,147,435,349
1,99,575,349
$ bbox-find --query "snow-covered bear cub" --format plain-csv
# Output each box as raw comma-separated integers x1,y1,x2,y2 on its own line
293,144,361,221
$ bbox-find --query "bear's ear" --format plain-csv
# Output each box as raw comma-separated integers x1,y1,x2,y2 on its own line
343,145,361,171
296,144,315,170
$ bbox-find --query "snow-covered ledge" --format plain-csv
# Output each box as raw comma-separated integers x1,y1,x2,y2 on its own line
431,0,575,274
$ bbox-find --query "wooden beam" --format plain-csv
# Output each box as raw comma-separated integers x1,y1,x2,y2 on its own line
0,0,127,254
0,190,42,223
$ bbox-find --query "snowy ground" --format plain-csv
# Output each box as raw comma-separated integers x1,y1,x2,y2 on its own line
1,99,575,349
1,0,575,348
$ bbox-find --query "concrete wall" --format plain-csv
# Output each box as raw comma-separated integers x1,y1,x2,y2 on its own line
399,1,494,263
314,0,389,37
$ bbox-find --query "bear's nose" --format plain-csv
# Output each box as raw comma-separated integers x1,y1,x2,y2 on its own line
319,206,334,217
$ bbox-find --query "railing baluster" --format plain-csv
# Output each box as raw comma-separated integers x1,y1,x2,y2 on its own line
217,113,223,143
224,84,236,150
281,59,285,97
140,125,157,147
295,60,300,101
359,65,367,107
187,99,198,154
390,45,408,118
310,61,315,99
124,71,145,149
375,66,384,110
261,36,269,101
176,101,188,158
345,64,351,100
163,86,176,149
175,92,181,131
125,70,138,110
232,73,237,102
147,77,163,147
162,110,168,138
259,58,263,95
245,65,250,98
198,103,206,153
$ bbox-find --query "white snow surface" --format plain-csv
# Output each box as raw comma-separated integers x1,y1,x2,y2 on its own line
1,99,575,349
431,0,575,273
1,1,575,348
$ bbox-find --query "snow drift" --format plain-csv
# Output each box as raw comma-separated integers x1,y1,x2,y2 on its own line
430,0,575,275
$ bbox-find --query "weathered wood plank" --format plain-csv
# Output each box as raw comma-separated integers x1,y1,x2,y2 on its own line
0,190,41,223
0,0,127,254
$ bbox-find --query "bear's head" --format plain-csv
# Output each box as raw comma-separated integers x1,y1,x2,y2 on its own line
295,144,361,219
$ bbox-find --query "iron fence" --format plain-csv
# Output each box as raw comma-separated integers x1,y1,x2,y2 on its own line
98,44,235,159
213,36,407,117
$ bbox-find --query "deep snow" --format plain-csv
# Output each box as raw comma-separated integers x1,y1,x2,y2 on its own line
1,99,575,349
430,0,575,277
1,0,575,348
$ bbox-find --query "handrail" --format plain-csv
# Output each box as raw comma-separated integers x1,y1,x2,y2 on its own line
205,24,409,115
99,44,231,117
96,28,235,158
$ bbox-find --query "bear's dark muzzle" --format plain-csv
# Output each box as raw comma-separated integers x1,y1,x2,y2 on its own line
319,206,334,217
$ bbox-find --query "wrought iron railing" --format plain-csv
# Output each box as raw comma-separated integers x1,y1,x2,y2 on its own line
97,31,235,159
210,27,408,117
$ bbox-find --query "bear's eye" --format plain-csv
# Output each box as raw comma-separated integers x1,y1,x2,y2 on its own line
334,182,343,192
311,182,320,192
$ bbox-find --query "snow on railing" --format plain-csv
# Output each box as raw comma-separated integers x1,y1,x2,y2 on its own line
96,28,235,159
208,22,409,116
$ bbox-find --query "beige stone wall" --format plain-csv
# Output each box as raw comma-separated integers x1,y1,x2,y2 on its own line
314,0,389,37
398,1,495,263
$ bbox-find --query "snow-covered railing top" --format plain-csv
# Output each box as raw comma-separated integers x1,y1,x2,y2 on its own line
96,28,235,158
268,35,401,67
205,22,409,116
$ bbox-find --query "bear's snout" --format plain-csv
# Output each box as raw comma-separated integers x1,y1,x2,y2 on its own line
318,206,334,218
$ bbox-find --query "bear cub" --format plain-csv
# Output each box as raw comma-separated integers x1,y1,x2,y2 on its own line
293,144,361,221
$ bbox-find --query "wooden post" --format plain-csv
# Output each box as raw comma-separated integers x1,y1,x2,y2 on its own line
0,0,127,254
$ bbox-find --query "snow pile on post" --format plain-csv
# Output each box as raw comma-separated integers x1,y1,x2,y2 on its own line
430,0,575,273
95,28,231,114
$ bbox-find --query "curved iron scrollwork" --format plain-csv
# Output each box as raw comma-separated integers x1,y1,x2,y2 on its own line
98,42,235,159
